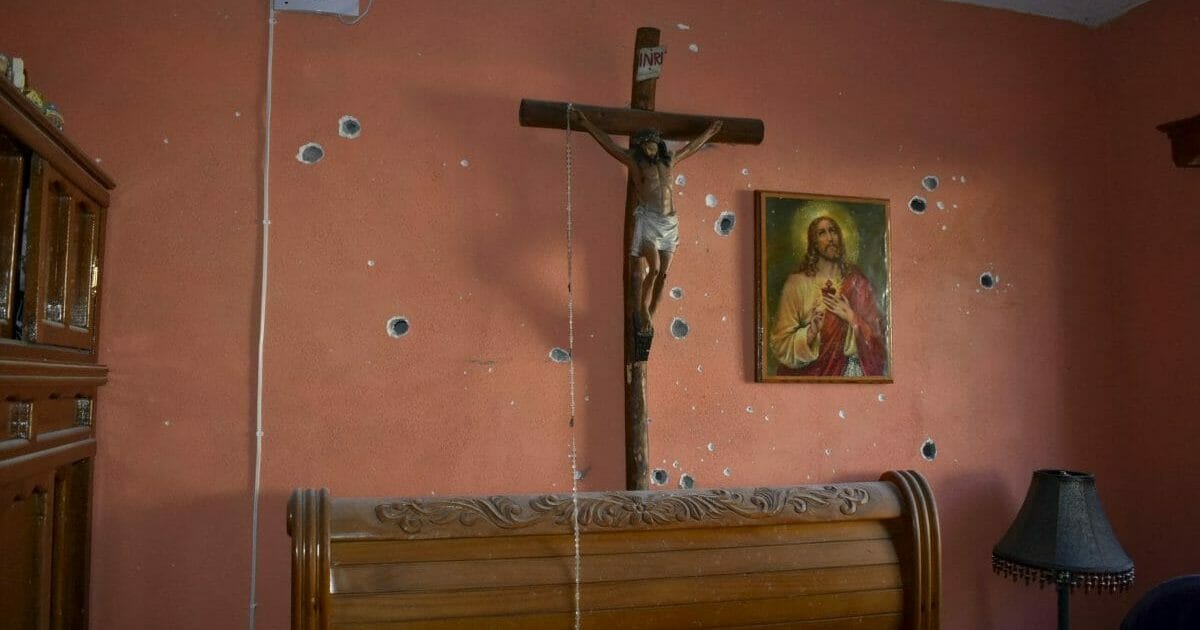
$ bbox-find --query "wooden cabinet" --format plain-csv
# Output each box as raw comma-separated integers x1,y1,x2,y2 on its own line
0,76,112,630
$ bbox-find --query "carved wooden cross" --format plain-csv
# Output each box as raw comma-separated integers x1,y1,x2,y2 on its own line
519,27,765,491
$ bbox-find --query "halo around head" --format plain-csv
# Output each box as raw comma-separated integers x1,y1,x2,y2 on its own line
790,200,860,264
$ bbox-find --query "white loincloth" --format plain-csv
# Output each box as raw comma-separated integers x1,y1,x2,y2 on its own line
630,205,679,256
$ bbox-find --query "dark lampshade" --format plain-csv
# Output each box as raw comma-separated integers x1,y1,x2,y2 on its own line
993,470,1134,593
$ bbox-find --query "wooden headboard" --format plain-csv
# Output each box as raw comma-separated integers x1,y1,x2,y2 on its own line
288,470,939,629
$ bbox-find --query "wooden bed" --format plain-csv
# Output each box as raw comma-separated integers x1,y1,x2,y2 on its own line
288,469,940,629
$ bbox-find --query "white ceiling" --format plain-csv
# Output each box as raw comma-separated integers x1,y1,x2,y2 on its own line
944,0,1152,26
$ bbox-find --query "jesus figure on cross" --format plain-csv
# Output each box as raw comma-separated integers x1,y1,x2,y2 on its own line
576,111,723,333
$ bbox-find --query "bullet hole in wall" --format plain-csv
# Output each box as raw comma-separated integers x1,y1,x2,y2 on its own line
297,143,324,164
670,317,690,339
922,175,940,191
651,469,669,485
386,316,410,338
921,439,937,461
714,211,736,236
339,115,362,139
549,347,571,363
679,473,695,489
979,272,997,289
909,196,927,214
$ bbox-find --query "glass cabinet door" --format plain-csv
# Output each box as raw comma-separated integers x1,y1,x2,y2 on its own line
22,158,102,351
0,133,25,339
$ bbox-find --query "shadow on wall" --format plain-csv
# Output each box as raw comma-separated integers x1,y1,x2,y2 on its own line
252,489,297,630
733,187,758,384
92,489,261,630
402,80,629,489
935,470,1024,630
404,87,618,350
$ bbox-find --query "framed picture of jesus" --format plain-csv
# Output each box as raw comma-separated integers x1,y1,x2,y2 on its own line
755,191,892,383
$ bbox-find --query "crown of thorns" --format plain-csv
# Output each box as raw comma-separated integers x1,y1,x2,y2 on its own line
632,128,662,145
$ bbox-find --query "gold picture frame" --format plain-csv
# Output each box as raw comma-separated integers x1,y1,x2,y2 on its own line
755,190,892,383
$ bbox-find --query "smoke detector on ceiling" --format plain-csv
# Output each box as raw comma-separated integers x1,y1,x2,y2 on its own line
273,0,359,17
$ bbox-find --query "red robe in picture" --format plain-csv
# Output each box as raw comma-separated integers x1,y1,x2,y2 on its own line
770,268,887,377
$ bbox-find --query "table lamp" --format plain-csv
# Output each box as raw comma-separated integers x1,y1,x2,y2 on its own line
993,469,1134,630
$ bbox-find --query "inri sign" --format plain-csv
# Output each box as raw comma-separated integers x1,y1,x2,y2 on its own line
636,46,665,81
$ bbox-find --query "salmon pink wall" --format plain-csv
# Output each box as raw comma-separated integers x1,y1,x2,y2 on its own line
2,1,1195,628
1073,0,1200,625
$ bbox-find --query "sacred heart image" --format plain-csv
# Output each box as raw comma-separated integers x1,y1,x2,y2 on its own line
755,191,892,383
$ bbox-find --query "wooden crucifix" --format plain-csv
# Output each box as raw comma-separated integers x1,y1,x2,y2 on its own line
519,27,764,491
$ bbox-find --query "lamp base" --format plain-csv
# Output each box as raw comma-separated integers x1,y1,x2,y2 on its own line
1058,581,1070,630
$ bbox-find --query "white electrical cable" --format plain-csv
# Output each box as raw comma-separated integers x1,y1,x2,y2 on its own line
338,0,374,25
248,5,276,630
565,103,583,630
